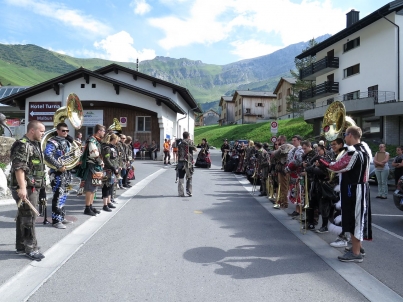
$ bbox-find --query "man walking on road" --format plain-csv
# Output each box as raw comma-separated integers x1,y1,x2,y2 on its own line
177,131,197,197
319,126,372,263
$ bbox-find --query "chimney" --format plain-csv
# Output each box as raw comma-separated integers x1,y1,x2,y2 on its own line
346,9,360,28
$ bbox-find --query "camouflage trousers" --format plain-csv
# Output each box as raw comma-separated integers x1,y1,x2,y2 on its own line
177,161,193,196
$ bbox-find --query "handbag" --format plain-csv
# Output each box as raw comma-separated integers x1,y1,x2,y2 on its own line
320,181,338,202
91,171,104,187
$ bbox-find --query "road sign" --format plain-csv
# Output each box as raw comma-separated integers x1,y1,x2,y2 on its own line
120,117,127,127
28,102,61,122
271,136,277,143
271,121,278,134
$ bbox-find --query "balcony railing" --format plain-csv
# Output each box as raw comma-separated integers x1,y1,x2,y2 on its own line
300,56,339,80
313,91,396,108
299,81,339,102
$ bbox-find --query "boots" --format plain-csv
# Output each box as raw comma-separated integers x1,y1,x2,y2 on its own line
178,179,185,197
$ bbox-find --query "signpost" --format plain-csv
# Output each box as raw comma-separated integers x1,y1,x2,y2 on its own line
28,102,61,122
271,136,277,143
270,121,278,134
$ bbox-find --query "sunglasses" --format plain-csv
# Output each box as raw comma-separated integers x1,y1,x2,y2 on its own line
61,129,69,133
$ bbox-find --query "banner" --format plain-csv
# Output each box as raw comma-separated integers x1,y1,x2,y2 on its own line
82,110,103,126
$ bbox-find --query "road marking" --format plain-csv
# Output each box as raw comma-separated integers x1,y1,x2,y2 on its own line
194,210,203,214
372,223,403,241
234,174,403,302
372,214,403,217
0,168,167,302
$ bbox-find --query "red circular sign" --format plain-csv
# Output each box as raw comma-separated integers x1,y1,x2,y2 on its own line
271,121,278,128
271,136,277,143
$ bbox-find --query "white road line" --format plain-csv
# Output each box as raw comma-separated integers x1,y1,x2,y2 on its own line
0,168,167,302
372,214,403,217
234,174,403,302
372,223,403,241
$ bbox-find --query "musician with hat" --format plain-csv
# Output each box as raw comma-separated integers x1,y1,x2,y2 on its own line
177,131,197,197
221,139,230,170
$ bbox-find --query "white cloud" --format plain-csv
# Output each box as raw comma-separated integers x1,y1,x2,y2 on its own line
230,40,283,60
149,0,346,58
130,0,152,15
4,0,111,36
94,31,156,62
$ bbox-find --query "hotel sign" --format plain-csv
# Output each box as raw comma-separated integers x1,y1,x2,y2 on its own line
28,102,61,122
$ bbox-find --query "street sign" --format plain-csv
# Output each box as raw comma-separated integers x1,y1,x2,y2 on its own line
271,136,277,143
271,121,278,134
120,117,127,127
28,102,61,122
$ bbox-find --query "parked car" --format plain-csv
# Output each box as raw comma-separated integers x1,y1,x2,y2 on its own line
392,175,403,211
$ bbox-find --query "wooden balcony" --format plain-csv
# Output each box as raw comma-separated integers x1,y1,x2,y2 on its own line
299,81,339,102
300,56,339,81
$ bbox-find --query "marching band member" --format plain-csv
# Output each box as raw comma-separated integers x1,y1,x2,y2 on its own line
255,142,269,196
272,135,292,209
101,133,119,212
301,141,317,230
284,135,304,217
177,131,197,197
221,139,230,170
44,122,74,229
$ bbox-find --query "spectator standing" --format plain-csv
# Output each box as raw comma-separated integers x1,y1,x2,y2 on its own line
163,138,171,164
373,144,390,199
392,146,403,187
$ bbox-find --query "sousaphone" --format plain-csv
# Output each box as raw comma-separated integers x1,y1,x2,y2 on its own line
41,93,84,170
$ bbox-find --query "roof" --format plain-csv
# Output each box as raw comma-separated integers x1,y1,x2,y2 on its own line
95,64,201,113
0,67,187,114
273,77,296,94
219,96,233,107
0,86,29,100
296,0,403,59
203,109,219,115
234,90,276,98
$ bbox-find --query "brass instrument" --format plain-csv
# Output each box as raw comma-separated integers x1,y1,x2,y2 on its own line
267,174,274,199
322,101,357,181
273,182,281,208
41,93,84,170
108,118,122,132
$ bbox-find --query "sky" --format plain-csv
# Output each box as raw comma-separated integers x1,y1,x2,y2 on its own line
0,0,389,65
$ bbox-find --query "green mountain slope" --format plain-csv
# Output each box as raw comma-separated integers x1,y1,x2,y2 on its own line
0,35,330,111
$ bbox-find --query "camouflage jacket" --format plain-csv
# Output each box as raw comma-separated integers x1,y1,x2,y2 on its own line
178,138,197,163
101,143,119,171
10,135,45,188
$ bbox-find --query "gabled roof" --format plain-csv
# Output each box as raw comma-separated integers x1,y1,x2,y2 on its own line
296,0,403,59
273,77,296,94
204,109,219,115
234,90,276,98
0,67,186,114
219,96,233,107
95,64,201,113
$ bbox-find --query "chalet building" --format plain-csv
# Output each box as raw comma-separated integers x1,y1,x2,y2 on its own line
0,64,201,147
273,77,296,119
297,1,403,145
233,91,276,124
197,109,219,126
218,96,235,125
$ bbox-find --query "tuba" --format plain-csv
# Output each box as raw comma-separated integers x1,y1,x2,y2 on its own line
41,93,84,170
322,101,357,180
108,118,122,133
322,101,357,141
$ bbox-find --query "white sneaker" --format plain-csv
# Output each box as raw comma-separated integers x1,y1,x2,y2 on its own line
330,237,348,247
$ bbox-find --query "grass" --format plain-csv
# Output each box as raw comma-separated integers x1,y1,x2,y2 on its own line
194,117,314,147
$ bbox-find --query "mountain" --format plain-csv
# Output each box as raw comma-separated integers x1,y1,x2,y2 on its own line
0,34,330,112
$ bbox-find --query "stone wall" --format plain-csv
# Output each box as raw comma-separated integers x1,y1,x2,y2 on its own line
0,137,15,165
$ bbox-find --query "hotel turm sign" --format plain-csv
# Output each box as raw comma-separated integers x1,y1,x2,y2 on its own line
28,102,61,122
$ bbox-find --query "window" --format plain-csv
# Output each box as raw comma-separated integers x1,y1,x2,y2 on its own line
287,88,291,96
278,92,282,100
239,109,241,115
239,98,242,105
278,105,282,113
368,85,378,102
235,111,237,116
246,108,251,113
137,116,151,132
343,90,360,101
257,115,263,118
343,37,360,52
257,103,263,107
343,64,360,78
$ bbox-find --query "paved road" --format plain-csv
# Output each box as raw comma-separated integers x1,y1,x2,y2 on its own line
0,150,402,302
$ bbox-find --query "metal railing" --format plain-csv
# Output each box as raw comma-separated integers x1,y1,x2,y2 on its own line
299,81,339,102
313,91,396,108
299,56,339,80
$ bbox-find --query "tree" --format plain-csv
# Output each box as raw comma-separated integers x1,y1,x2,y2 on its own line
287,38,318,116
268,102,277,119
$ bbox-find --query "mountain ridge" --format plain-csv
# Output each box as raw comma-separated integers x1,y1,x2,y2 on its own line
0,34,330,112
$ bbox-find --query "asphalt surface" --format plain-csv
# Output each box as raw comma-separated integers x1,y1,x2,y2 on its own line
0,150,402,302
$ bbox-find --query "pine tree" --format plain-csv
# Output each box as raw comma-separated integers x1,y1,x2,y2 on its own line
287,38,318,116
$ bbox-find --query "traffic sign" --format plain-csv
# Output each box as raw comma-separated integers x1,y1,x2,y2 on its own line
271,136,277,143
28,102,61,122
